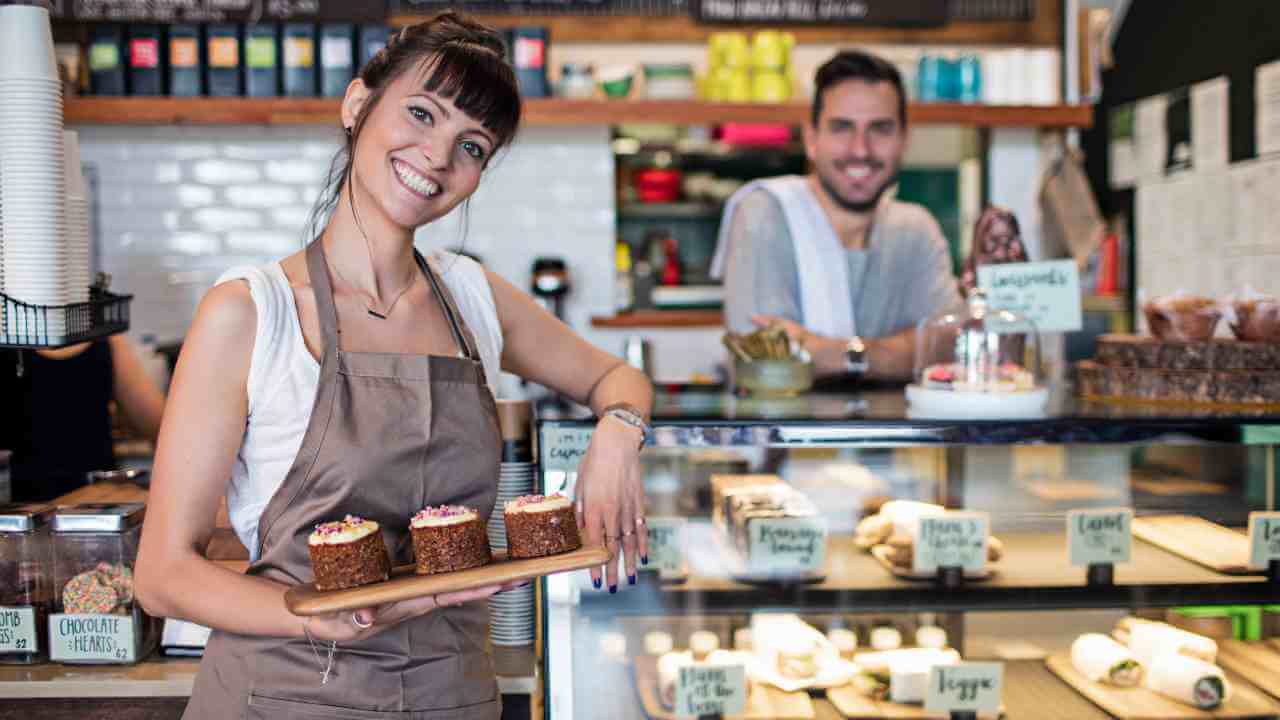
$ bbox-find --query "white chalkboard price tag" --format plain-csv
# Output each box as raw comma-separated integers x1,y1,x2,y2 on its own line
1068,508,1132,584
644,517,687,579
674,662,747,717
49,614,136,663
1247,511,1280,577
925,662,1003,716
914,512,989,574
747,516,827,575
540,426,594,473
0,607,38,654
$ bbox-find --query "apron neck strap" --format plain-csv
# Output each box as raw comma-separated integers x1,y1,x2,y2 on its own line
305,240,342,352
416,251,480,364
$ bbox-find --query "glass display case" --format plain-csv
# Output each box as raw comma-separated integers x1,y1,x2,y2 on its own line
537,389,1280,719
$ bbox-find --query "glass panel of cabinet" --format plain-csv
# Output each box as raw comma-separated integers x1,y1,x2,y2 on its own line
536,396,1280,720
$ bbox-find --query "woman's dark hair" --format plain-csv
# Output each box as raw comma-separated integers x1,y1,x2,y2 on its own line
304,11,522,244
811,50,906,128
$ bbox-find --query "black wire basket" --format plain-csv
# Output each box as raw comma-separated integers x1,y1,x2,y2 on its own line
0,287,132,349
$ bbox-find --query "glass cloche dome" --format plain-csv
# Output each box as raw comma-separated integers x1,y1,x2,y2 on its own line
906,290,1048,418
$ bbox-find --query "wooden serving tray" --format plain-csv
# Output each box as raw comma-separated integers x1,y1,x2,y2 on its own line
827,684,999,719
870,545,994,581
1218,640,1280,702
285,545,609,616
1044,653,1279,719
633,654,814,720
1131,515,1253,575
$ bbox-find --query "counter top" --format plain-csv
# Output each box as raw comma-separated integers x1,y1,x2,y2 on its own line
0,646,535,699
540,387,1280,445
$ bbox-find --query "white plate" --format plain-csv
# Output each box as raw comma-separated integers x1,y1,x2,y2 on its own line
905,384,1050,420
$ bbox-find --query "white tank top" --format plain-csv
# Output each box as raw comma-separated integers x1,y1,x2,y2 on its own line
215,252,504,561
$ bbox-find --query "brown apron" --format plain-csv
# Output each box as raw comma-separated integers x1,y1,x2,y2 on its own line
185,241,502,719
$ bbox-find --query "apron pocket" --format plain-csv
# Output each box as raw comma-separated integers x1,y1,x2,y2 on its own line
246,694,500,720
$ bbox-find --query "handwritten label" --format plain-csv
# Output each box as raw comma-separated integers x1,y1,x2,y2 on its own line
49,614,135,663
1248,512,1280,570
1068,508,1133,566
977,259,1083,333
644,517,686,578
674,662,747,717
540,427,594,472
0,608,37,654
914,513,989,573
748,517,827,574
926,662,1003,714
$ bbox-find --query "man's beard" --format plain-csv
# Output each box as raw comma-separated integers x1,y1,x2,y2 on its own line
815,163,899,214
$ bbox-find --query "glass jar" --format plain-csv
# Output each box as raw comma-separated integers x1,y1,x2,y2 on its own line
907,290,1048,418
49,503,155,664
0,504,54,664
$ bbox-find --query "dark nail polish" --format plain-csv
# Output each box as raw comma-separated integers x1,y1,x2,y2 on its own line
609,584,617,594
628,574,636,586
642,555,649,565
592,577,602,589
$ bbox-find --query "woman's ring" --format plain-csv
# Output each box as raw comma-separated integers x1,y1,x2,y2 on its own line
621,529,635,537
351,612,373,629
635,516,646,527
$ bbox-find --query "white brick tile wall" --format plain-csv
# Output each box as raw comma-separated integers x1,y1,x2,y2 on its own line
77,123,724,381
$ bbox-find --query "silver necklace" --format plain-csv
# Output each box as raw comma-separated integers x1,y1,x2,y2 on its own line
328,260,417,320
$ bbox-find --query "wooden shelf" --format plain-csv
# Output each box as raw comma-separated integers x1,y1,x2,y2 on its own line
591,310,723,328
64,97,1093,129
390,8,1062,46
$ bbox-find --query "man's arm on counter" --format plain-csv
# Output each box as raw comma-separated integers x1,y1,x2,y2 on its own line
721,189,803,334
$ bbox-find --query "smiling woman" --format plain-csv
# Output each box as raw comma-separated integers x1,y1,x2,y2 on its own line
135,11,653,720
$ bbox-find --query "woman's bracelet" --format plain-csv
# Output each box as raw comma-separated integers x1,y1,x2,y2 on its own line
601,402,650,450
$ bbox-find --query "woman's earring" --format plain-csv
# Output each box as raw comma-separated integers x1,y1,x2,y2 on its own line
344,126,353,139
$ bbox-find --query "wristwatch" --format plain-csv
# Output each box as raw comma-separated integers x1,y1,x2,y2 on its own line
844,336,869,375
601,402,651,449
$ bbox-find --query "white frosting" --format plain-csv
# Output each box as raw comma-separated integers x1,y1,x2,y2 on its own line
410,508,478,528
308,517,379,546
870,626,903,651
828,628,858,655
505,495,573,514
689,630,720,658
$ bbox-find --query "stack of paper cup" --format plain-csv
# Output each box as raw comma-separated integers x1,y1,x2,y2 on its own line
488,460,537,647
63,131,90,303
0,2,68,341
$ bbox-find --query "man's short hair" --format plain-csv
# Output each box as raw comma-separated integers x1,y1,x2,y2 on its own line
811,50,908,128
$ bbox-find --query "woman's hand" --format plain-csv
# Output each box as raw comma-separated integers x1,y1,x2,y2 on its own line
575,415,648,593
302,581,525,642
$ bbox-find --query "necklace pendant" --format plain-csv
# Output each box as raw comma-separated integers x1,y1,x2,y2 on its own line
367,308,388,320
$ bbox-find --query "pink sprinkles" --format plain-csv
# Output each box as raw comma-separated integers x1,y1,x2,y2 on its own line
513,493,566,506
413,505,474,520
313,515,369,535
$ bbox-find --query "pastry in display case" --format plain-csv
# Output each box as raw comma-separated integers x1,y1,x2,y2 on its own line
907,290,1049,419
536,388,1280,720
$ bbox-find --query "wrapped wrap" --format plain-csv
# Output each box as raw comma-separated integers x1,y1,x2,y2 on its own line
1146,653,1230,710
1118,618,1217,665
1070,633,1143,687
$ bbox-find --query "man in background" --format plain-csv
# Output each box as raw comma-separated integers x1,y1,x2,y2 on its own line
712,50,961,381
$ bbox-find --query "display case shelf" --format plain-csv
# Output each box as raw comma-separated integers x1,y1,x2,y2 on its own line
575,531,1277,616
63,97,1094,128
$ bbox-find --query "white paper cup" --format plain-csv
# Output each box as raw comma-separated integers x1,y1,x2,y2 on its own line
0,5,59,81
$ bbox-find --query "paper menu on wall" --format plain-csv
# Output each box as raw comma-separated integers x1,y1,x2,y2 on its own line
1135,95,1168,182
1256,59,1280,157
1192,76,1230,170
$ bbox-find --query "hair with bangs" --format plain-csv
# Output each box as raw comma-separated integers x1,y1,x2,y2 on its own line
305,11,522,246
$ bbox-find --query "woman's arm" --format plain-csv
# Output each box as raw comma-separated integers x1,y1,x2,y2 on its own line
107,334,167,442
486,270,654,591
136,280,309,637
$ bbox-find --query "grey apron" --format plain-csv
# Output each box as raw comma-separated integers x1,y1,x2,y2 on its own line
185,240,502,719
